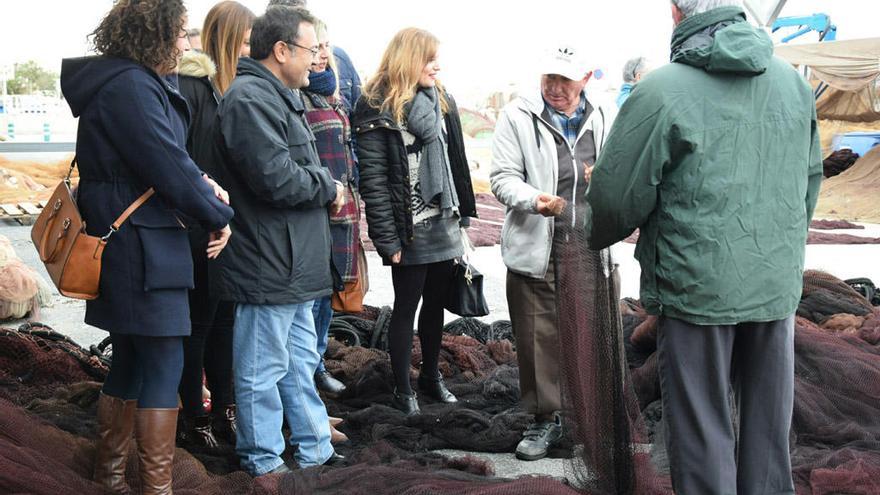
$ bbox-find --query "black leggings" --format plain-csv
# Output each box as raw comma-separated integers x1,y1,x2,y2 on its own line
389,260,455,394
179,298,235,416
102,333,183,409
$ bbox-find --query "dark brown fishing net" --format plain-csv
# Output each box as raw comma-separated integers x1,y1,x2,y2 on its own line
823,149,860,178
1,266,878,494
620,270,880,495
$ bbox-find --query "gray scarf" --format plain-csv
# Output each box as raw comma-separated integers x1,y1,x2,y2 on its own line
406,87,459,213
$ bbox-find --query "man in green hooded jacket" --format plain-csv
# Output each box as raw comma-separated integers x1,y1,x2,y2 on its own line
585,0,822,493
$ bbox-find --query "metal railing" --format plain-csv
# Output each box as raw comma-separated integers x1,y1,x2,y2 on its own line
0,142,75,153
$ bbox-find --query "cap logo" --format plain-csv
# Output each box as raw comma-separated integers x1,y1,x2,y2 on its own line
555,47,575,62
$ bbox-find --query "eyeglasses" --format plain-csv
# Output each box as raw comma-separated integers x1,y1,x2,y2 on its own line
286,41,320,58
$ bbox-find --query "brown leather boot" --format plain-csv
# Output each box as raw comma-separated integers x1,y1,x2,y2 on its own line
330,421,349,444
135,408,178,495
94,393,137,494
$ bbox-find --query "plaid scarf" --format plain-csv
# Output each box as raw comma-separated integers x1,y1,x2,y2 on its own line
303,91,361,281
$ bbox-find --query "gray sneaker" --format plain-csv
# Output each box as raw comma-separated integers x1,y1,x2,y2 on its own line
515,419,563,461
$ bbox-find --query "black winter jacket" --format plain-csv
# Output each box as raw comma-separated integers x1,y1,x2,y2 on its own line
352,93,476,259
178,51,226,308
213,57,337,304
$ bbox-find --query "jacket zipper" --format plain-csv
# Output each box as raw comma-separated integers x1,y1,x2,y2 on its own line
570,152,578,234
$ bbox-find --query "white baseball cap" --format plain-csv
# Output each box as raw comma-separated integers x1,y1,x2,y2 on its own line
540,43,591,81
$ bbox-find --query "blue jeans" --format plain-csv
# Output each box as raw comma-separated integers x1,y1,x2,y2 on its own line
311,295,333,374
233,302,333,474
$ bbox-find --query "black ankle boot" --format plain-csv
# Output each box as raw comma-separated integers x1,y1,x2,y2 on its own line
213,404,237,445
179,414,220,449
392,389,420,416
417,373,457,403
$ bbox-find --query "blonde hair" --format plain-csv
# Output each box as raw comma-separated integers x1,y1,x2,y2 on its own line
202,1,255,95
314,19,340,100
362,27,448,123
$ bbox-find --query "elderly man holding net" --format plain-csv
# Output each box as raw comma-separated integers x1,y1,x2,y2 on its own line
490,41,617,462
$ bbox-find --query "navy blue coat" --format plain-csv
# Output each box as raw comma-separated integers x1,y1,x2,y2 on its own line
60,57,234,336
332,46,361,116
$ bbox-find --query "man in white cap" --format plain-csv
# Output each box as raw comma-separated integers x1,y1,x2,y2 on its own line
490,43,617,460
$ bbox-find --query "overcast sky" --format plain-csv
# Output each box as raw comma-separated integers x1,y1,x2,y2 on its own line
2,0,877,105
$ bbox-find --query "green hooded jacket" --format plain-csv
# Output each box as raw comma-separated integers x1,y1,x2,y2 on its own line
585,7,823,325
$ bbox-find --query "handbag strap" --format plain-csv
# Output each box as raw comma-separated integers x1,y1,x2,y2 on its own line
111,188,156,231
66,157,157,241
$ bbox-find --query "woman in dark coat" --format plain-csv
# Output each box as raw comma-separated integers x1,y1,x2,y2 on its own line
353,28,477,416
302,20,360,395
176,0,254,450
59,1,233,493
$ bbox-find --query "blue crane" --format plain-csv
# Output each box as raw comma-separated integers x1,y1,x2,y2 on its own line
771,13,837,43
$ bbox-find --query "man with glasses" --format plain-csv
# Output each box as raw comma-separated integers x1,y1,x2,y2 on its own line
213,5,345,475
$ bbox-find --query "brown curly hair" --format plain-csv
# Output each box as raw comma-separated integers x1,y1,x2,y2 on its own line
90,0,187,75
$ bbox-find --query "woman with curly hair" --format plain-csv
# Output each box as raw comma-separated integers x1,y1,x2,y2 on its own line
175,0,255,451
60,1,234,493
352,28,477,416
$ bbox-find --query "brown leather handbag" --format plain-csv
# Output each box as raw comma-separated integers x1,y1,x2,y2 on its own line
330,241,369,313
31,158,154,300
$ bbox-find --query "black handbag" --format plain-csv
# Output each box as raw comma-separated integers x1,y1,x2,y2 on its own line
445,257,489,317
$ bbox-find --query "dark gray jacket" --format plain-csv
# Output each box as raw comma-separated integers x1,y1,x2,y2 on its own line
214,57,337,304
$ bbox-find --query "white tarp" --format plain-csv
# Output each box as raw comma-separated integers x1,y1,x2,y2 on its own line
775,38,880,92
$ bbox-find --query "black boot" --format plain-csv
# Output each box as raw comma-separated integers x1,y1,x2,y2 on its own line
417,373,457,403
178,414,219,449
391,389,420,416
212,404,237,445
315,370,347,394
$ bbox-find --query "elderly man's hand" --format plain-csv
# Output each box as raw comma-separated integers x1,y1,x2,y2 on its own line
584,162,595,183
536,193,566,217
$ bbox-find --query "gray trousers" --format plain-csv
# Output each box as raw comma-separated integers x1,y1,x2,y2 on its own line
657,315,795,495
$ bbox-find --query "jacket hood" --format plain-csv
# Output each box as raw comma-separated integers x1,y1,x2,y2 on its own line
670,6,773,76
178,51,216,79
61,56,144,117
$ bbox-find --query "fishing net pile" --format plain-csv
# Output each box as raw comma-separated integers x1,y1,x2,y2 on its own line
823,149,860,178
0,235,53,320
0,315,588,494
0,262,877,493
0,156,73,204
623,270,880,494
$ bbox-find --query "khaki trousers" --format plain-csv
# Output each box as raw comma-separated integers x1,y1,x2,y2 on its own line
507,258,563,420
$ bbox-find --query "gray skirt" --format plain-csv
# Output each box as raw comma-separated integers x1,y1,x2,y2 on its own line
398,215,463,266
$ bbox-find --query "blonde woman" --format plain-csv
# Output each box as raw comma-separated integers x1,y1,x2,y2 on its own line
176,0,255,449
352,28,477,416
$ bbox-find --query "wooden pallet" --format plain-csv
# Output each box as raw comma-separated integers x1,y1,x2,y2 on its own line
0,201,45,225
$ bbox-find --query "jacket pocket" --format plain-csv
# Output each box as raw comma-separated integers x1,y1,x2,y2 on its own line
130,207,194,291
287,122,317,166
